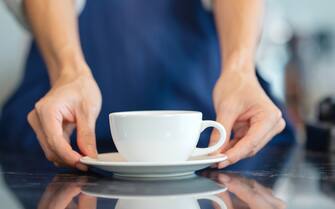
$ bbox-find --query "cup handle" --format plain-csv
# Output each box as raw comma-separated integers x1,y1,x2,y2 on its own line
191,120,226,157
198,195,228,209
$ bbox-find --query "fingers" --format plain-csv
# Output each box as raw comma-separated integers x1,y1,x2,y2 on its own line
248,118,286,157
29,102,87,171
50,183,82,209
223,176,273,208
37,176,81,209
226,176,286,209
209,106,240,155
253,182,287,208
27,110,55,161
28,110,69,166
76,104,98,158
232,122,249,140
216,174,266,206
63,123,76,140
218,110,284,169
40,111,83,168
206,171,286,209
218,122,248,153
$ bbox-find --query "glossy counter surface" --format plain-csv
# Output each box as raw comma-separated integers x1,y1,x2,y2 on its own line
0,145,334,209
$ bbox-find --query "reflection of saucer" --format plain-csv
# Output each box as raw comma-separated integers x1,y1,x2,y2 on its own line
81,175,227,199
80,152,227,178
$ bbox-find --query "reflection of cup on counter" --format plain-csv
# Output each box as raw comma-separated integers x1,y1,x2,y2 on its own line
116,195,225,209
82,175,227,209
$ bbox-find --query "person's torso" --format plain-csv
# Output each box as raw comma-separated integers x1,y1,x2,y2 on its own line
78,0,221,146
1,0,222,151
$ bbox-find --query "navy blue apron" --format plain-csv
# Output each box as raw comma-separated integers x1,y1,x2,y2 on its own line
0,0,295,153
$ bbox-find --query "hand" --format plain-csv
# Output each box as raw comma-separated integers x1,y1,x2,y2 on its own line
27,67,102,171
210,69,285,168
38,175,97,209
202,171,286,209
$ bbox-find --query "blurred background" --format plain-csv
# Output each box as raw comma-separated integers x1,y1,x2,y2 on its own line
0,0,335,208
1,0,335,133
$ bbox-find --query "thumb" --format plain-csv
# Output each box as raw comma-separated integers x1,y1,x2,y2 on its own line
209,108,238,155
76,109,98,158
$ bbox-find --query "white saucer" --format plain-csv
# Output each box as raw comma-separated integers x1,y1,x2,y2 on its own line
80,153,227,178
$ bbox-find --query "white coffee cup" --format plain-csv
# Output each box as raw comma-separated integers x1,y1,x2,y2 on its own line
109,111,226,162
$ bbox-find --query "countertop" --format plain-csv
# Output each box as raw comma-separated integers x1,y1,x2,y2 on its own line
0,144,334,209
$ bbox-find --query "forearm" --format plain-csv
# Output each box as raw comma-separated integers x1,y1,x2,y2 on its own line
213,0,264,73
24,0,88,84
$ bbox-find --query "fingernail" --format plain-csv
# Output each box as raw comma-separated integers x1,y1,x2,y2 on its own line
218,154,228,158
218,160,230,169
76,163,88,171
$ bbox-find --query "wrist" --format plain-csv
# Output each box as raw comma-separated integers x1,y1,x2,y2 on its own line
50,64,92,88
50,62,92,87
222,50,256,74
48,54,91,85
218,57,258,84
46,43,89,82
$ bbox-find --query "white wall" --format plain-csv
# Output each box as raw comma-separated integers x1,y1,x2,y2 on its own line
0,0,30,108
280,0,335,33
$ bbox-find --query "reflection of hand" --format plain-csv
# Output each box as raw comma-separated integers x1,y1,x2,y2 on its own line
202,171,286,209
38,175,96,209
210,71,285,168
27,68,102,171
